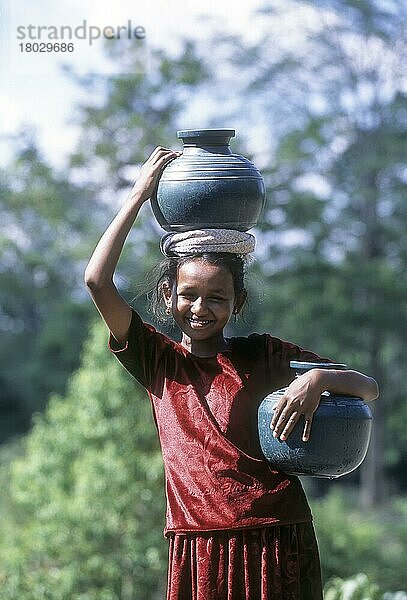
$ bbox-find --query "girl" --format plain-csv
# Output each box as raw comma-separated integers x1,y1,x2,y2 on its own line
84,147,378,600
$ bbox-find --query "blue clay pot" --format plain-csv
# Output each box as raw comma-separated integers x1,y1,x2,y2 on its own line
151,129,265,232
258,362,373,478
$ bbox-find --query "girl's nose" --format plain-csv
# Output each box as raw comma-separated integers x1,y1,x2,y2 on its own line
191,297,208,315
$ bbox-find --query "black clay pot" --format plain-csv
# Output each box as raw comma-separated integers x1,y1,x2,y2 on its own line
258,362,373,478
151,129,265,232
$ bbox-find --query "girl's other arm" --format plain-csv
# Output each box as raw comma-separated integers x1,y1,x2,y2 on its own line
314,368,379,403
271,369,379,442
84,147,180,346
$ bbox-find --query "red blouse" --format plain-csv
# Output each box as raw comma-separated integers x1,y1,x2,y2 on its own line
109,310,326,537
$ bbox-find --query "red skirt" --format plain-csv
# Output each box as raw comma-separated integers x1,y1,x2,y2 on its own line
166,523,322,600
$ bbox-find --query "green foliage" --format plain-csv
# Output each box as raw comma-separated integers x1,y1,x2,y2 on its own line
0,34,210,442
324,573,380,600
0,320,166,599
323,572,407,600
0,134,97,438
313,490,407,593
68,40,210,190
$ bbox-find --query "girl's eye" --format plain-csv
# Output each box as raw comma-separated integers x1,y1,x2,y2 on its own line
179,294,195,301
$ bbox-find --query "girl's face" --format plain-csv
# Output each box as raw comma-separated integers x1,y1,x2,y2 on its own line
164,258,244,353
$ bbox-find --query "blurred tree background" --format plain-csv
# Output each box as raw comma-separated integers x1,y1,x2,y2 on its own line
0,0,406,597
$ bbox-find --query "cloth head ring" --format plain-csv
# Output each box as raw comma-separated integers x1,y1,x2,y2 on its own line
160,228,256,257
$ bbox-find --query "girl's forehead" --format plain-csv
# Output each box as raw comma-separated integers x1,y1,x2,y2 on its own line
176,259,233,289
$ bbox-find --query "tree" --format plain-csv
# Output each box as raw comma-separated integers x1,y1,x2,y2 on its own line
0,319,166,599
67,38,210,191
0,132,97,439
0,37,210,442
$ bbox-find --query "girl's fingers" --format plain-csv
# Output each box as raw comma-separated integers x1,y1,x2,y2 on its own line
280,411,300,441
155,151,180,168
271,406,292,438
143,149,179,178
151,149,180,166
270,397,287,429
273,411,315,442
271,399,316,441
270,408,283,432
269,373,321,442
148,146,172,160
130,148,181,201
302,415,314,442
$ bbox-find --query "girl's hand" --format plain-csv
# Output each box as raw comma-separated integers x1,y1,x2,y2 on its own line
129,146,181,203
270,370,324,442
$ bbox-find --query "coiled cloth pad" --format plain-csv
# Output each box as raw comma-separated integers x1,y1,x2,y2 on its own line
160,229,256,257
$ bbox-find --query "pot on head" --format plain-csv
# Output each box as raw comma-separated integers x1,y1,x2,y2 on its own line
151,129,266,232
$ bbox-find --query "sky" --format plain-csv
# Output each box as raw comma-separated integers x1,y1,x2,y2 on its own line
0,0,265,168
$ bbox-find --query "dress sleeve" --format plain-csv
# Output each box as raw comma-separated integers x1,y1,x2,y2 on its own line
108,308,169,389
264,334,333,392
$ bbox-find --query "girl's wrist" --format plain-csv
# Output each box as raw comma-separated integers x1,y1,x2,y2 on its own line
307,368,329,396
126,186,149,207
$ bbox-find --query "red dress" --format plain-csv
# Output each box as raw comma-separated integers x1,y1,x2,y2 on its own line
109,310,325,599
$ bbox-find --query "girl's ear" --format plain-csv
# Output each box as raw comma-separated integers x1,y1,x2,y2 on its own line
234,290,247,314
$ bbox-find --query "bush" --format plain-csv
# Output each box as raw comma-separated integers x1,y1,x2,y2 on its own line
323,573,407,599
0,320,167,599
313,490,407,594
324,572,380,600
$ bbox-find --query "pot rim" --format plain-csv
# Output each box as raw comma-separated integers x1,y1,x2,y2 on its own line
177,128,235,139
290,361,348,372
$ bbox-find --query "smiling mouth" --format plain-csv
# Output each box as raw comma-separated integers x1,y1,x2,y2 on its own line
187,318,214,328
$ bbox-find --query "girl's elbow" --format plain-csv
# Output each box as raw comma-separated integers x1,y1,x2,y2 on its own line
84,268,114,296
84,267,95,289
84,267,103,292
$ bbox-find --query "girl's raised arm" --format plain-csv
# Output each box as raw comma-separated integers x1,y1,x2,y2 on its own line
84,147,180,345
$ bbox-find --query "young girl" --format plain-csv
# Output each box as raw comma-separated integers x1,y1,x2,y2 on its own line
84,146,378,600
